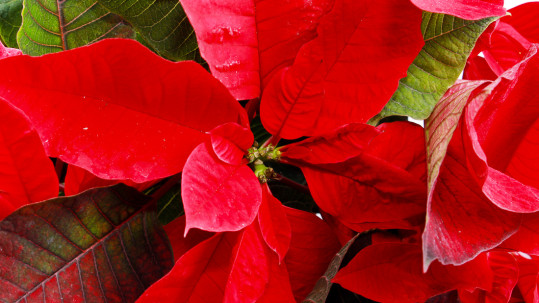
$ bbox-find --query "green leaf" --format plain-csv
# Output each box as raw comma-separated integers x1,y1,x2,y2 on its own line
0,184,173,302
17,0,134,55
251,115,272,145
96,0,200,61
0,0,22,47
369,13,497,124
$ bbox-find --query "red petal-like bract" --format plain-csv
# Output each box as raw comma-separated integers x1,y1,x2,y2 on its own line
284,207,340,301
0,98,58,220
209,122,254,165
333,243,493,303
516,255,539,303
424,46,539,268
261,0,424,139
258,185,291,263
162,216,214,262
459,252,519,303
179,0,333,100
410,0,505,20
285,122,426,233
0,39,247,183
64,164,158,196
182,143,262,234
0,41,21,58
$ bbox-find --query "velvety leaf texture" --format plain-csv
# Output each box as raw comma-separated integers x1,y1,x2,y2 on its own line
0,0,22,47
0,98,58,221
17,0,135,55
0,39,247,182
371,12,497,123
261,0,424,139
179,0,334,100
0,184,173,303
96,0,201,61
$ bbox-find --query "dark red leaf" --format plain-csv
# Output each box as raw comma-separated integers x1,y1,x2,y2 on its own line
260,0,423,139
284,207,340,301
286,122,426,233
179,0,334,100
500,212,539,256
333,243,493,303
182,143,262,233
516,255,539,303
258,184,291,263
0,39,247,183
0,98,58,221
409,0,505,20
257,251,296,303
0,184,173,302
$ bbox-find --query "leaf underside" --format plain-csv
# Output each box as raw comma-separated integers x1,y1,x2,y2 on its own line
0,0,22,47
17,0,134,55
370,12,497,123
96,0,201,61
0,184,173,303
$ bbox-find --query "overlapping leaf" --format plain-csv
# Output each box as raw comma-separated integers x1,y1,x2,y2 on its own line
17,0,135,55
0,97,58,220
333,243,493,303
258,185,291,262
0,39,247,182
371,13,496,123
0,185,173,302
179,0,334,100
96,0,201,61
0,0,22,47
410,0,505,20
261,0,424,139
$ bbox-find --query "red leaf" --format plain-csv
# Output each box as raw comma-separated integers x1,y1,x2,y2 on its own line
333,243,493,303
0,39,247,183
182,143,262,233
179,0,333,100
260,0,423,139
257,251,296,303
209,122,253,165
0,98,58,220
464,56,498,80
257,184,291,263
500,212,539,256
287,122,426,233
162,216,214,262
64,164,158,196
504,3,539,44
459,252,519,303
516,255,539,303
0,185,173,302
138,223,272,303
284,207,340,301
281,123,380,165
409,0,505,20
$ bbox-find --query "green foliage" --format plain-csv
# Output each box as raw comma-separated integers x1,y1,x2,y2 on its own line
0,0,22,47
370,13,497,124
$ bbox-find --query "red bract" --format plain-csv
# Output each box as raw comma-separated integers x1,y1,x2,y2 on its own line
284,122,427,233
0,98,58,220
179,0,333,100
333,242,493,303
410,0,505,20
260,0,424,139
424,44,539,267
0,39,247,183
258,185,291,262
182,142,261,234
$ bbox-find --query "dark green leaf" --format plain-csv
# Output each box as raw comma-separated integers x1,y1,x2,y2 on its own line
251,115,272,146
96,0,200,61
0,184,173,302
17,0,134,55
370,13,497,124
157,183,184,225
0,0,22,47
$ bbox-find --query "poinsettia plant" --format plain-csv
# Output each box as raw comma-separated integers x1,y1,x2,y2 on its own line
0,0,538,302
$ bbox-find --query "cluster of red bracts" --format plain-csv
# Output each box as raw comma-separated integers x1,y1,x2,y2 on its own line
1,0,539,302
